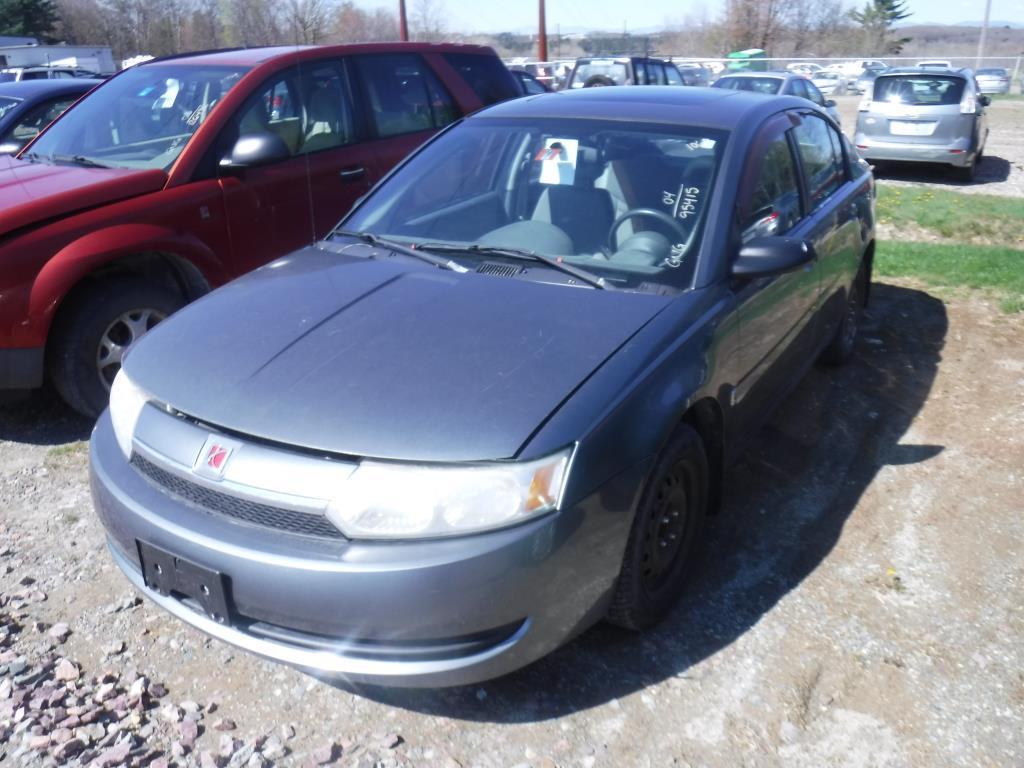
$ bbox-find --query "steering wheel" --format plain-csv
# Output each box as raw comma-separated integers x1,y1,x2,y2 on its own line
608,208,689,253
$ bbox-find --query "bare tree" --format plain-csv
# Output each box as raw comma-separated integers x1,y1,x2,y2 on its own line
225,0,282,47
409,0,446,42
331,0,398,43
283,0,332,44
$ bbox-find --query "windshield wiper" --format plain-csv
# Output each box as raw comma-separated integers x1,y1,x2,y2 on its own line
50,154,111,169
331,230,467,273
419,243,610,290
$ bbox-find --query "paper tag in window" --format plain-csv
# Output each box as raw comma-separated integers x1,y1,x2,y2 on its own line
536,138,579,185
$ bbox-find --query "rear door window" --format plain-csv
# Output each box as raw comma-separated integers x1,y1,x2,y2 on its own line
804,81,826,106
664,65,684,86
873,75,965,106
792,113,845,213
441,52,519,105
358,54,458,138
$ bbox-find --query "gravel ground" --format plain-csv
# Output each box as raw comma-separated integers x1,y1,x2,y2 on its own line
835,94,1024,197
2,276,1023,767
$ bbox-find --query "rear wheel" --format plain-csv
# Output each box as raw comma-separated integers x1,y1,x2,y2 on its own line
954,158,976,182
607,424,708,630
49,278,183,417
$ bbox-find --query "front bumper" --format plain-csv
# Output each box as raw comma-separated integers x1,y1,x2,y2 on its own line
89,413,641,687
854,133,978,167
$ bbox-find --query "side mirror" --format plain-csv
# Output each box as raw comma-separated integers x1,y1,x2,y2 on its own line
219,132,290,172
980,95,991,107
732,237,816,279
825,99,837,108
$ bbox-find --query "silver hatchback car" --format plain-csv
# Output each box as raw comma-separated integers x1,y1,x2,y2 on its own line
854,68,989,181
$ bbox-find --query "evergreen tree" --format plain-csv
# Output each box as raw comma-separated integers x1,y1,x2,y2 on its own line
0,0,58,41
851,0,912,55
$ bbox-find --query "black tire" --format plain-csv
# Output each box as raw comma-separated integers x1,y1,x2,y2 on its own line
820,267,866,366
607,424,708,631
49,278,184,418
584,75,615,88
954,158,976,182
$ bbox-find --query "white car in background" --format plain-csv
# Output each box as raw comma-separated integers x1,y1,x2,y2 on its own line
975,67,1010,94
787,62,823,77
835,59,888,77
812,71,848,95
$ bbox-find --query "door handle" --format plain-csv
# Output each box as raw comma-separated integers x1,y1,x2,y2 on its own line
339,166,366,181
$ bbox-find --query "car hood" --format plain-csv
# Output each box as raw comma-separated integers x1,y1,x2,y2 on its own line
0,155,166,235
125,247,672,462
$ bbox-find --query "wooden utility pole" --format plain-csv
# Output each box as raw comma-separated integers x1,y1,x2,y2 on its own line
399,0,409,41
539,0,548,62
975,0,992,68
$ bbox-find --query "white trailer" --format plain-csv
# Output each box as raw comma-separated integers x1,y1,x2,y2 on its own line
0,43,116,75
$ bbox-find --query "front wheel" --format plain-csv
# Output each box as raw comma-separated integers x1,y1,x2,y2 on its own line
49,278,184,417
607,424,708,631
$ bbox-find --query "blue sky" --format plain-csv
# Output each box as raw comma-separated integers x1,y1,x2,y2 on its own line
362,0,1024,32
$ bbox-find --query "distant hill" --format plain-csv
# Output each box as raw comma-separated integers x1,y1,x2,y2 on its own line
896,23,1024,58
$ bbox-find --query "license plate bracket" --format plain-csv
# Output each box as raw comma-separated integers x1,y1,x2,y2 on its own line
137,541,231,624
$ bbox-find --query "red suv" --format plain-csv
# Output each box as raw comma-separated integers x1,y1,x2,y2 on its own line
0,43,519,415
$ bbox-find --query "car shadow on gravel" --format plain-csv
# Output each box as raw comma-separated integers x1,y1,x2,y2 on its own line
0,386,92,445
874,155,1011,186
349,282,949,722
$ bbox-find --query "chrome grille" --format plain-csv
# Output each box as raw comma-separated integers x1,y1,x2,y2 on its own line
130,453,345,539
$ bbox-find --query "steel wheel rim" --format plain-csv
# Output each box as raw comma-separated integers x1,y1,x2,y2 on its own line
640,465,691,595
96,308,166,390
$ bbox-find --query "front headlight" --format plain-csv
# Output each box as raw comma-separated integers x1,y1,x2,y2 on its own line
325,447,574,539
108,370,150,459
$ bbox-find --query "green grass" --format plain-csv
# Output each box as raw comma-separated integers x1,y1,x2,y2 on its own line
876,240,1024,313
876,185,1024,246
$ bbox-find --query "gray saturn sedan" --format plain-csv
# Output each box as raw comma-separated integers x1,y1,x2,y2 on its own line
90,87,876,687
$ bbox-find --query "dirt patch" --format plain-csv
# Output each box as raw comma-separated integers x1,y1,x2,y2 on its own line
2,278,1023,767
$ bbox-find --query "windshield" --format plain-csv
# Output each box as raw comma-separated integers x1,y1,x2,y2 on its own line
570,61,629,87
715,77,781,94
0,96,19,120
28,63,248,170
873,75,965,106
342,117,726,291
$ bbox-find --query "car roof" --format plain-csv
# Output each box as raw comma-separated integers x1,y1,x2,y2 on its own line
718,71,788,79
140,42,500,69
473,86,810,130
879,67,968,78
0,78,101,99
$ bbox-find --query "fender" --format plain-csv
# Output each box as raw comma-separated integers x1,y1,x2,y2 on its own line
28,223,227,340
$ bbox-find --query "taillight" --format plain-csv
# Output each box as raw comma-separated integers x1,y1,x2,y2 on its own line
858,94,872,111
960,93,976,114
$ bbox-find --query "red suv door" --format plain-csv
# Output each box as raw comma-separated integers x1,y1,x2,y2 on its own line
215,61,379,274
